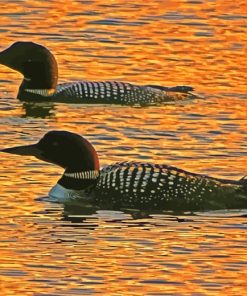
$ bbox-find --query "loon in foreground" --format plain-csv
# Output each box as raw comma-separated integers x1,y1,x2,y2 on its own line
1,131,247,211
0,42,200,105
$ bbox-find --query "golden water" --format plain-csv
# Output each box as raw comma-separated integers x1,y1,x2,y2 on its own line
0,0,246,295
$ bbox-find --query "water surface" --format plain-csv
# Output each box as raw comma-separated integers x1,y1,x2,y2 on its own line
0,0,247,295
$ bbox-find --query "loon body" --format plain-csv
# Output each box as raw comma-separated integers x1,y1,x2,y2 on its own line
0,42,199,105
2,131,246,211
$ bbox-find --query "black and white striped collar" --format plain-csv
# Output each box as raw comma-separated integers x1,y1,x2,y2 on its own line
63,170,99,180
25,88,56,97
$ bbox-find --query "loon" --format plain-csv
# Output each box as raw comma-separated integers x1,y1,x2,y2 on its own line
0,41,200,105
1,131,247,211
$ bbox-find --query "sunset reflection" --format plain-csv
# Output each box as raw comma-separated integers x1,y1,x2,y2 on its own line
0,0,247,295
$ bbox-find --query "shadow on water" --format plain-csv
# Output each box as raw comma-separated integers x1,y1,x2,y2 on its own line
36,196,247,229
20,98,197,118
21,102,56,118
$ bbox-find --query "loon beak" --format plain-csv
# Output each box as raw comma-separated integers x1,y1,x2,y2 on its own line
0,48,8,65
1,144,42,157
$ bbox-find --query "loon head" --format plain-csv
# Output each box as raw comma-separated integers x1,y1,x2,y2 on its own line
0,41,58,98
1,131,100,174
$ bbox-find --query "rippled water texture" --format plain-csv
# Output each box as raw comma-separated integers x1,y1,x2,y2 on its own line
0,0,247,295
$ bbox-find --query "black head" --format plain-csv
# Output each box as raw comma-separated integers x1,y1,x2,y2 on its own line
1,131,99,172
0,41,58,90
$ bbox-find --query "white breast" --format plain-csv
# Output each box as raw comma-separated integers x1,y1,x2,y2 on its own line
48,183,91,203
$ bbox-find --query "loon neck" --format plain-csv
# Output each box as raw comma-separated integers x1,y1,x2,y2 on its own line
18,80,56,101
18,70,57,100
56,134,100,190
58,169,100,190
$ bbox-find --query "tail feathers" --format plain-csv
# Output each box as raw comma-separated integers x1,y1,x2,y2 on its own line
239,175,247,191
146,85,194,93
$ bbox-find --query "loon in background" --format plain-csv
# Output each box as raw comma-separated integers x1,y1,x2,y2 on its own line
2,131,246,211
0,42,200,105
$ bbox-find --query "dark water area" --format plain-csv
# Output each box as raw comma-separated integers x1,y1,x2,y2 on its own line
0,0,246,295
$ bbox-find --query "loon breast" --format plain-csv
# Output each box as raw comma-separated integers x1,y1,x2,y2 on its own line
48,183,93,203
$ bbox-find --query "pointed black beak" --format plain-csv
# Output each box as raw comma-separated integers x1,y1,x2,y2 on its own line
1,144,42,157
0,47,9,65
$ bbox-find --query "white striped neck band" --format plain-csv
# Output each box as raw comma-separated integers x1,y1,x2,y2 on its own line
64,170,100,180
25,88,56,97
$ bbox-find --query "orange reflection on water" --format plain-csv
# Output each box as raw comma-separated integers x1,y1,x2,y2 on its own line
0,204,247,295
0,0,246,93
0,0,247,295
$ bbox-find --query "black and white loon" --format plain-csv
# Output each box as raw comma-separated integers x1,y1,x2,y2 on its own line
2,131,247,211
0,42,200,105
